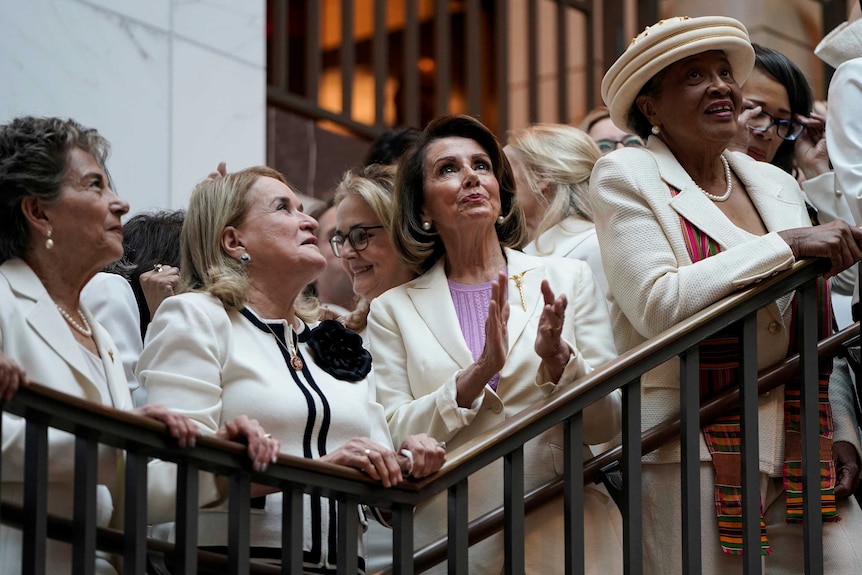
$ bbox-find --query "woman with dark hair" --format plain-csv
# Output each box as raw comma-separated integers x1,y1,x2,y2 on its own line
368,114,621,574
122,209,185,336
738,44,857,310
0,116,272,575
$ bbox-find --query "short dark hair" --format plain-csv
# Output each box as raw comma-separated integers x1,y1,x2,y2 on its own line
363,127,422,167
391,115,526,272
0,116,109,263
751,43,813,174
122,210,185,336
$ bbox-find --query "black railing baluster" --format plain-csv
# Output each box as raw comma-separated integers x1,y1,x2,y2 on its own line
504,445,525,575
337,496,360,575
799,280,824,575
680,345,701,574
448,479,469,573
124,449,148,575
739,313,761,575
392,502,415,575
282,484,303,574
72,430,99,575
622,379,643,575
563,414,585,575
175,460,200,575
227,473,251,575
23,416,48,575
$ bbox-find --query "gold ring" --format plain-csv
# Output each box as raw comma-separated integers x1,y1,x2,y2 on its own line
364,448,372,456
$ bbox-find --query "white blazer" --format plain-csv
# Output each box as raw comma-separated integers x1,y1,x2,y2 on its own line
1,258,132,575
367,247,622,574
591,137,862,468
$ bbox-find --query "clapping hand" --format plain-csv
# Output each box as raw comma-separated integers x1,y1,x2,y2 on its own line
534,280,572,383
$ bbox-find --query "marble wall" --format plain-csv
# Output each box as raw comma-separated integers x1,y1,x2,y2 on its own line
0,0,266,214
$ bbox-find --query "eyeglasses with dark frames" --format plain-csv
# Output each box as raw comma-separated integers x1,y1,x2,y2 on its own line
329,225,384,258
746,110,806,141
595,135,645,154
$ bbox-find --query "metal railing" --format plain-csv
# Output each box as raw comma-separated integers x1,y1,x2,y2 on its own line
0,257,842,574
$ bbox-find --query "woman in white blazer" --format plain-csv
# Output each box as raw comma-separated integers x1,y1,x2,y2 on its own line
136,165,445,573
504,123,609,295
367,115,622,574
592,16,862,574
0,117,210,575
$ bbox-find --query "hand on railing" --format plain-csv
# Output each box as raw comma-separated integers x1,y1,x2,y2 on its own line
833,441,861,499
398,433,447,478
321,437,412,487
0,351,29,401
778,220,862,278
217,414,281,472
133,403,201,448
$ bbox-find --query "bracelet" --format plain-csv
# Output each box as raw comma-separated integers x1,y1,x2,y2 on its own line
399,448,414,476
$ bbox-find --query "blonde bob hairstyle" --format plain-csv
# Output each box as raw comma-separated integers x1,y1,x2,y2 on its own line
505,124,600,254
333,163,411,332
392,114,526,272
181,165,319,321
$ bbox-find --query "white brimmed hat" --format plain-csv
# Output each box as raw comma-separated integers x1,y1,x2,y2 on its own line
601,16,755,133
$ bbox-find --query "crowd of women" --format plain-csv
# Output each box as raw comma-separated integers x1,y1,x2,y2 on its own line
2,12,862,575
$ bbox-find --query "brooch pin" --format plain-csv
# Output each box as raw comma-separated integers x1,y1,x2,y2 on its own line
510,271,527,311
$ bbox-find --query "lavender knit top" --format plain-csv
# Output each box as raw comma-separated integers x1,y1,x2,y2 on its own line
447,272,505,391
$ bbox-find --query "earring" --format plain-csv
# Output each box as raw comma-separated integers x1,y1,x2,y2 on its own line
421,221,432,231
496,215,505,225
651,125,661,135
239,252,251,263
45,228,54,250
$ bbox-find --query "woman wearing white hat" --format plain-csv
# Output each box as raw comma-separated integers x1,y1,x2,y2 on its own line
591,15,862,574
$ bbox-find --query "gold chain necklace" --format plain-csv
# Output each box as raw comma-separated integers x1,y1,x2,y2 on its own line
262,321,304,371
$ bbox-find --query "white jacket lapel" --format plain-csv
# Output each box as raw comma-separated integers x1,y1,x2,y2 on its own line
406,260,475,369
504,248,543,355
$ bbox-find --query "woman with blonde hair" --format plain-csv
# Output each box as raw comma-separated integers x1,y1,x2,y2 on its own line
504,124,608,293
137,165,445,573
332,163,415,334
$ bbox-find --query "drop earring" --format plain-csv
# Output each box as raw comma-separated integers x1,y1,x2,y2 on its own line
421,221,432,231
45,228,54,250
651,125,661,136
240,252,251,263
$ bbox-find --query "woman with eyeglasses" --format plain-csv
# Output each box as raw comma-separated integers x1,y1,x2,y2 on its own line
504,124,609,295
579,105,645,155
331,164,416,335
737,44,858,310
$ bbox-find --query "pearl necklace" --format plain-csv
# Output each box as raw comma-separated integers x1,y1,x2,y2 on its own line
56,305,93,337
263,321,304,371
696,153,733,202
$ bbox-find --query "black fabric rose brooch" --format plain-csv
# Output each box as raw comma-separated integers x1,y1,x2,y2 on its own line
303,319,372,382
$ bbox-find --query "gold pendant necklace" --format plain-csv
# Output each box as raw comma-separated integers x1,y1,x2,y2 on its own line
263,321,304,371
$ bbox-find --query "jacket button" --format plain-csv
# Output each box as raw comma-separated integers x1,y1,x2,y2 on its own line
768,321,780,334
492,404,502,414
